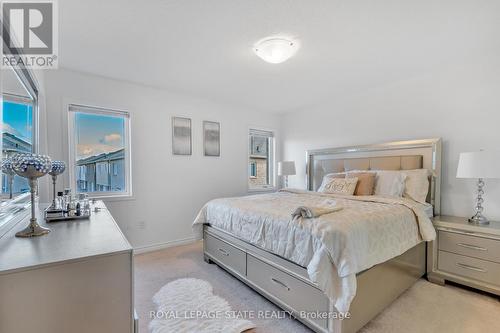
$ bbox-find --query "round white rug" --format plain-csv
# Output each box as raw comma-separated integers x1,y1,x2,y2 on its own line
149,278,255,333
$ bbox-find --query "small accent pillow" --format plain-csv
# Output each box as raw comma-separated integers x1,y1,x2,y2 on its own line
374,170,407,197
403,169,431,204
346,172,376,196
317,173,345,192
318,177,358,195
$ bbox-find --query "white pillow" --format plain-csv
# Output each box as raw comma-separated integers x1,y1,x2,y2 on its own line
322,172,346,179
403,169,430,204
318,177,358,195
374,170,407,197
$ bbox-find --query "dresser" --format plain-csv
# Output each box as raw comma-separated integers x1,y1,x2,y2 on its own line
427,215,500,296
0,201,135,333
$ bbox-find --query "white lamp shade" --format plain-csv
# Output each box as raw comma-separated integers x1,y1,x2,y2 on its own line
278,161,296,176
456,151,500,179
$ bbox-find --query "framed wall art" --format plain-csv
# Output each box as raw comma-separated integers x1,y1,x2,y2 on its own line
172,117,192,155
203,121,220,157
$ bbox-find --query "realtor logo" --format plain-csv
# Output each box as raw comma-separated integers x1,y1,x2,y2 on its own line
2,1,58,69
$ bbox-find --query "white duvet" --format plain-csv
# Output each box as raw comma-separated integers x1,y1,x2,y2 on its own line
192,189,436,313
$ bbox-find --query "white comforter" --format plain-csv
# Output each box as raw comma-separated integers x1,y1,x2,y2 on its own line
192,189,436,313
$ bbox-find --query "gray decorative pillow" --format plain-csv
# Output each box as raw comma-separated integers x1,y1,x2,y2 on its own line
317,173,345,192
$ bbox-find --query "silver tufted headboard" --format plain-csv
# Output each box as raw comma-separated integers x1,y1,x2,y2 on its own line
306,138,442,215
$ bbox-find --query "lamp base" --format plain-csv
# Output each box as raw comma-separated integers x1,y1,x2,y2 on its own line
468,214,489,225
467,178,489,225
15,219,51,238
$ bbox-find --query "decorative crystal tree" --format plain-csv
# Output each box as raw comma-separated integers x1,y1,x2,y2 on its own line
1,159,16,199
48,161,66,209
12,153,52,237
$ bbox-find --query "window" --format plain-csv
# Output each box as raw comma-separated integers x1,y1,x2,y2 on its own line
249,162,257,178
248,128,274,190
2,94,34,196
68,104,131,198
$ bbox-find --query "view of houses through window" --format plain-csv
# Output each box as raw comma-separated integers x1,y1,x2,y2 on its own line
70,105,130,196
1,96,33,195
248,129,274,190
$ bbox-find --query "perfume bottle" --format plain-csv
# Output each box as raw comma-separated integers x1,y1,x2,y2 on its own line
75,202,81,216
56,191,64,210
78,193,90,215
63,188,71,208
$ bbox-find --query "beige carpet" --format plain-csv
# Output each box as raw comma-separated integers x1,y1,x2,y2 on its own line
135,241,500,333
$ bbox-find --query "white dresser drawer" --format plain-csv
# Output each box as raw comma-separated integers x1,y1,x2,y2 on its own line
247,254,329,330
205,233,246,276
438,251,500,286
439,231,500,263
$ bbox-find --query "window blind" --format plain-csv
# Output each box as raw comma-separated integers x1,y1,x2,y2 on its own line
249,128,274,137
3,93,34,105
69,104,130,118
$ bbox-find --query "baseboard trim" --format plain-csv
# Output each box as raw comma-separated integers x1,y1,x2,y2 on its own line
133,236,198,255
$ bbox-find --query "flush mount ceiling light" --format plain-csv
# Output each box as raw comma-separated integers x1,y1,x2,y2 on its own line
253,37,299,64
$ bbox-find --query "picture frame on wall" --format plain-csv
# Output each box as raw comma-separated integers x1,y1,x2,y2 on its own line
172,117,192,155
203,121,220,157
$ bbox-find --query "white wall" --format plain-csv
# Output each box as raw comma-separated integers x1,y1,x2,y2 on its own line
282,54,500,220
44,69,281,249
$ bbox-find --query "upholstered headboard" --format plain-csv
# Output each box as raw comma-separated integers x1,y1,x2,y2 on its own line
306,139,442,214
315,155,423,175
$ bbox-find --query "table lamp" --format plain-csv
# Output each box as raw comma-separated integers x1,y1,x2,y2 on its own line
457,151,500,225
278,161,296,188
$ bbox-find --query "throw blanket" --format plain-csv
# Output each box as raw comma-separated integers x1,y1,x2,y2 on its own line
193,189,436,313
291,203,343,219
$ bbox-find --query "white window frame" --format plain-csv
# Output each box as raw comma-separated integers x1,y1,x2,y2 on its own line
248,128,275,192
68,104,132,199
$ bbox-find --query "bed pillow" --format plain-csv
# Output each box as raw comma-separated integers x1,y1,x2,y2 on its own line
323,172,346,179
403,169,431,204
318,177,358,195
374,170,407,197
317,172,345,192
346,172,376,196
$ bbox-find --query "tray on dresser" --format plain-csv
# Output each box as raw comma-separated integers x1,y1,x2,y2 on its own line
44,208,91,222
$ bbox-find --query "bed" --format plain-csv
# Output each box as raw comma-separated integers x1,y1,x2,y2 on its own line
193,138,442,333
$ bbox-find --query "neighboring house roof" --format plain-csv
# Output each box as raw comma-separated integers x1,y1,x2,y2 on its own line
3,132,32,154
77,148,124,166
2,132,31,152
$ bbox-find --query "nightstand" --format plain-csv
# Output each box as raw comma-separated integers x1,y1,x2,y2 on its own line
427,215,500,296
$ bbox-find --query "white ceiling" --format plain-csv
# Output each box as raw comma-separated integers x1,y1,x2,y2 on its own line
59,0,499,113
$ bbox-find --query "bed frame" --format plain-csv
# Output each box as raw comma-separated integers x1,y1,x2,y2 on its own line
203,138,442,333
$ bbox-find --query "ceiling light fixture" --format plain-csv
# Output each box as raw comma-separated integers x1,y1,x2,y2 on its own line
253,37,298,64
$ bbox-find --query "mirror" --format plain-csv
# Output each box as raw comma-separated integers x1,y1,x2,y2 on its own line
0,21,40,237
1,66,36,199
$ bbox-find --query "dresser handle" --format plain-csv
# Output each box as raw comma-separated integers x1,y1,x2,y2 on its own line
456,243,487,251
456,262,487,273
271,278,290,291
218,248,229,256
